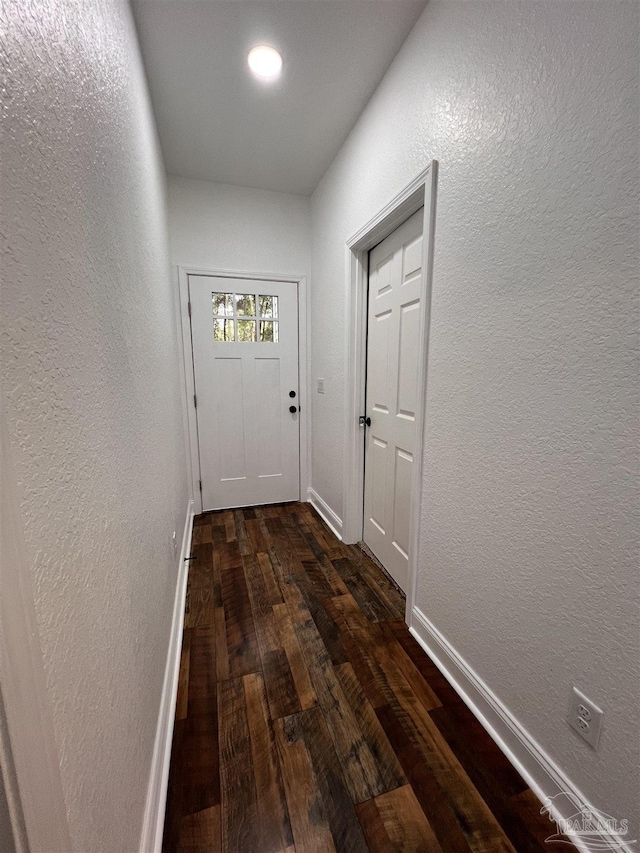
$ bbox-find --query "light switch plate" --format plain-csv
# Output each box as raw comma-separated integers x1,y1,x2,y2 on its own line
317,378,325,393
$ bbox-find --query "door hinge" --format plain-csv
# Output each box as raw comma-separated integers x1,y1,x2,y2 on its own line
187,301,192,318
193,393,197,408
199,479,202,493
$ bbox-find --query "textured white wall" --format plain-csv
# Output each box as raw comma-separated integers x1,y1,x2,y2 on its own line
168,176,310,276
1,1,188,850
310,0,639,830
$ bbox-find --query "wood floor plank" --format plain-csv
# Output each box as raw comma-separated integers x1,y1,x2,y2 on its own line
303,505,345,560
330,605,518,852
427,702,528,810
234,510,253,556
263,516,300,585
245,516,268,555
294,569,348,666
331,556,395,623
179,806,221,853
284,580,394,803
184,587,215,629
243,552,300,718
506,789,574,852
354,635,518,851
293,514,329,561
242,553,280,655
325,590,375,631
188,543,214,589
243,673,294,853
296,706,370,853
212,565,230,682
375,703,475,853
377,620,443,712
182,711,221,817
356,559,406,619
356,784,444,853
257,551,285,606
383,617,465,707
163,718,186,853
165,504,580,853
220,564,261,678
191,524,213,546
273,602,317,710
261,648,301,719
279,509,317,562
218,677,260,853
222,511,237,543
214,606,230,682
219,541,242,571
315,552,351,597
175,628,192,721
333,661,407,794
188,625,217,716
274,713,336,853
211,524,227,546
300,556,335,601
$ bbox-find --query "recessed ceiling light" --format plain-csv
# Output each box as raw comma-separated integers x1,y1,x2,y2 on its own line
247,45,283,82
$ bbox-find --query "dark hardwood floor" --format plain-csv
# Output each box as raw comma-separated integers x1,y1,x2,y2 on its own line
163,502,575,853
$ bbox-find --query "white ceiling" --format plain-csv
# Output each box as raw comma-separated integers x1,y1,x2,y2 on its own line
131,1,428,196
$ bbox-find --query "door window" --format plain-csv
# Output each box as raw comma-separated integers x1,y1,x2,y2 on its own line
212,292,279,343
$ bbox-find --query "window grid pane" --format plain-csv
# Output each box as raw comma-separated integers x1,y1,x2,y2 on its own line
259,295,278,318
235,293,256,317
212,292,233,316
260,320,278,343
237,319,257,342
213,318,235,341
213,291,278,342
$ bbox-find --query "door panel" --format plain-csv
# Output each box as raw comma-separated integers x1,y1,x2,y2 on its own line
189,275,299,510
255,358,283,477
216,358,247,481
392,447,413,558
370,309,392,413
397,300,420,420
370,437,388,533
363,208,424,591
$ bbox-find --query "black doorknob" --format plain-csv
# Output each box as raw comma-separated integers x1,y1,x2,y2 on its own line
289,405,297,413
289,390,296,398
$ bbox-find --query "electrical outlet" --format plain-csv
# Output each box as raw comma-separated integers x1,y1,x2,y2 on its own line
317,377,325,393
568,687,603,749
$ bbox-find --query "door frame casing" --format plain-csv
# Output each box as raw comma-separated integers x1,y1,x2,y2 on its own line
342,162,438,621
177,267,310,515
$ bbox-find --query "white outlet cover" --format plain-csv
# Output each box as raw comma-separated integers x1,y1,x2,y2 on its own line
568,686,603,750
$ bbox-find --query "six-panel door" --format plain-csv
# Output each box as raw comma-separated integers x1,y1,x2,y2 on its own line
189,275,300,510
363,208,424,591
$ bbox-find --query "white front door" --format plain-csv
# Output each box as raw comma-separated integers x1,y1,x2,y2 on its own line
363,208,424,591
189,275,300,510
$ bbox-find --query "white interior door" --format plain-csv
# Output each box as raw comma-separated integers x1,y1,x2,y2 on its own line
363,208,424,591
189,275,300,510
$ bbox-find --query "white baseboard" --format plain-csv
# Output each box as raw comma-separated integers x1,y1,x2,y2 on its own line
140,500,195,853
307,488,343,540
410,606,635,853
